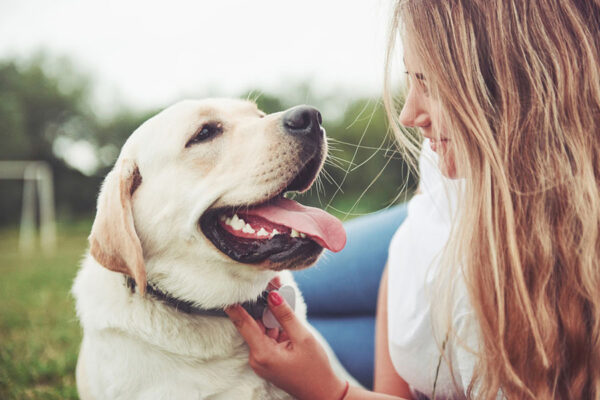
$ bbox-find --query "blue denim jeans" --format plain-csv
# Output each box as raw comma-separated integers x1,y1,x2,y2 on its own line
293,204,408,389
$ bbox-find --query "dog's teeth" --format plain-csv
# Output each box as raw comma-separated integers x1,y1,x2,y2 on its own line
225,217,232,226
257,228,269,237
230,214,245,230
270,229,280,238
290,229,300,238
300,232,306,238
220,215,226,222
242,223,255,234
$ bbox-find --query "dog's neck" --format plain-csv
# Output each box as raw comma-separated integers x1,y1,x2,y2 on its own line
125,276,271,319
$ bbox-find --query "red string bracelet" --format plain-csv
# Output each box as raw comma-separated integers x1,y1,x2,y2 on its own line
338,380,350,400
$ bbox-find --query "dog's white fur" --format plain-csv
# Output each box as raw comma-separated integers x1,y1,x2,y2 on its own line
73,99,353,400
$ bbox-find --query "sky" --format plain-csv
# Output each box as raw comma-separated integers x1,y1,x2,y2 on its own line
0,0,397,114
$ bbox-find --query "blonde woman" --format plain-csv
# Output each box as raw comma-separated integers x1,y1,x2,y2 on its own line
226,0,600,399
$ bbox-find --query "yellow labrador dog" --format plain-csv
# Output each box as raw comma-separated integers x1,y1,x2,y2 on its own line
72,99,351,400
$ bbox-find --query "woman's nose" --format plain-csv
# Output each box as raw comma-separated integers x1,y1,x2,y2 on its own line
398,88,430,128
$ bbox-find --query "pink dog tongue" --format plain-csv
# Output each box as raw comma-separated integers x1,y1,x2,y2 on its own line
243,198,346,252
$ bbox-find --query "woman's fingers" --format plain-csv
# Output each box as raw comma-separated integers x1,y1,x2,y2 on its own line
226,292,345,399
225,304,269,350
278,330,290,343
267,276,282,291
266,327,280,340
226,290,310,349
266,291,311,342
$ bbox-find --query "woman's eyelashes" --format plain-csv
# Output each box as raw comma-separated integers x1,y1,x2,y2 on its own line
406,71,430,96
414,73,429,96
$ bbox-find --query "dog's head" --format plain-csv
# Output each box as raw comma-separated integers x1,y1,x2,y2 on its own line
88,99,345,304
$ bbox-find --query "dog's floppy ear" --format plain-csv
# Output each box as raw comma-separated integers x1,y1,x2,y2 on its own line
89,158,147,294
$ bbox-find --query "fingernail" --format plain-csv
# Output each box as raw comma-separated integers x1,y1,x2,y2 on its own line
268,291,283,306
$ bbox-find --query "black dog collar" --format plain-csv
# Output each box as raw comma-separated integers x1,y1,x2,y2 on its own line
125,276,271,320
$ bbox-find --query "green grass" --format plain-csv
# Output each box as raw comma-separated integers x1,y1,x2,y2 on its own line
0,220,91,400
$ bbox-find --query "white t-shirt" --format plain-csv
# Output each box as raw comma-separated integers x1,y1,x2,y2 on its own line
387,140,477,399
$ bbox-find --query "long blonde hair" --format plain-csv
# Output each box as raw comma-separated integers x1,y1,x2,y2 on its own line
385,1,600,398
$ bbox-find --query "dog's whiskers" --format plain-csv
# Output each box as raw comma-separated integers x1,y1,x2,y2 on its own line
325,99,378,212
320,168,344,194
342,151,395,220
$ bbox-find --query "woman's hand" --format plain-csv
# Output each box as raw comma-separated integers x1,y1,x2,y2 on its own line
225,291,348,400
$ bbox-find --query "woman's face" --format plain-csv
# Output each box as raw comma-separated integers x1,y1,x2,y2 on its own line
399,44,458,178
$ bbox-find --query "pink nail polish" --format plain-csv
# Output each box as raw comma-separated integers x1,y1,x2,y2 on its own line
268,291,283,306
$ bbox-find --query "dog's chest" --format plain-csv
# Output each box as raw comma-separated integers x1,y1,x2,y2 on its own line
74,263,295,399
82,322,292,400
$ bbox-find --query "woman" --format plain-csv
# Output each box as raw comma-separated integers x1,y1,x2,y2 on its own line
226,1,600,398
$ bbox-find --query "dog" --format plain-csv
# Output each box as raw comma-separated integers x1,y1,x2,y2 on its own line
72,99,352,399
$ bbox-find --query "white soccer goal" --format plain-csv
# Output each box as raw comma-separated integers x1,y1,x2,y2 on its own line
0,161,56,253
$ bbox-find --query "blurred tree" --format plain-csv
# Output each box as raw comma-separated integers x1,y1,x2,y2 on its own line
0,57,416,227
250,91,286,115
91,108,160,176
0,56,87,160
0,54,160,226
0,55,98,225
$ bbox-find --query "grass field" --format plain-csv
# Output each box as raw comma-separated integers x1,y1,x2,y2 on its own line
0,220,92,400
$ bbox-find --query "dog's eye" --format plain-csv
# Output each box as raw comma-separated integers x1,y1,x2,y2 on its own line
186,122,223,147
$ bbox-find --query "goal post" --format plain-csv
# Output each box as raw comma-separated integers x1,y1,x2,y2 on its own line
0,161,57,253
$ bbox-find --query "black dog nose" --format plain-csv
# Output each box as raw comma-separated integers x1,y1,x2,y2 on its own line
282,106,323,139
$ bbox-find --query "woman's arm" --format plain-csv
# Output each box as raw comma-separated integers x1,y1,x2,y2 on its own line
226,291,410,400
374,265,413,397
